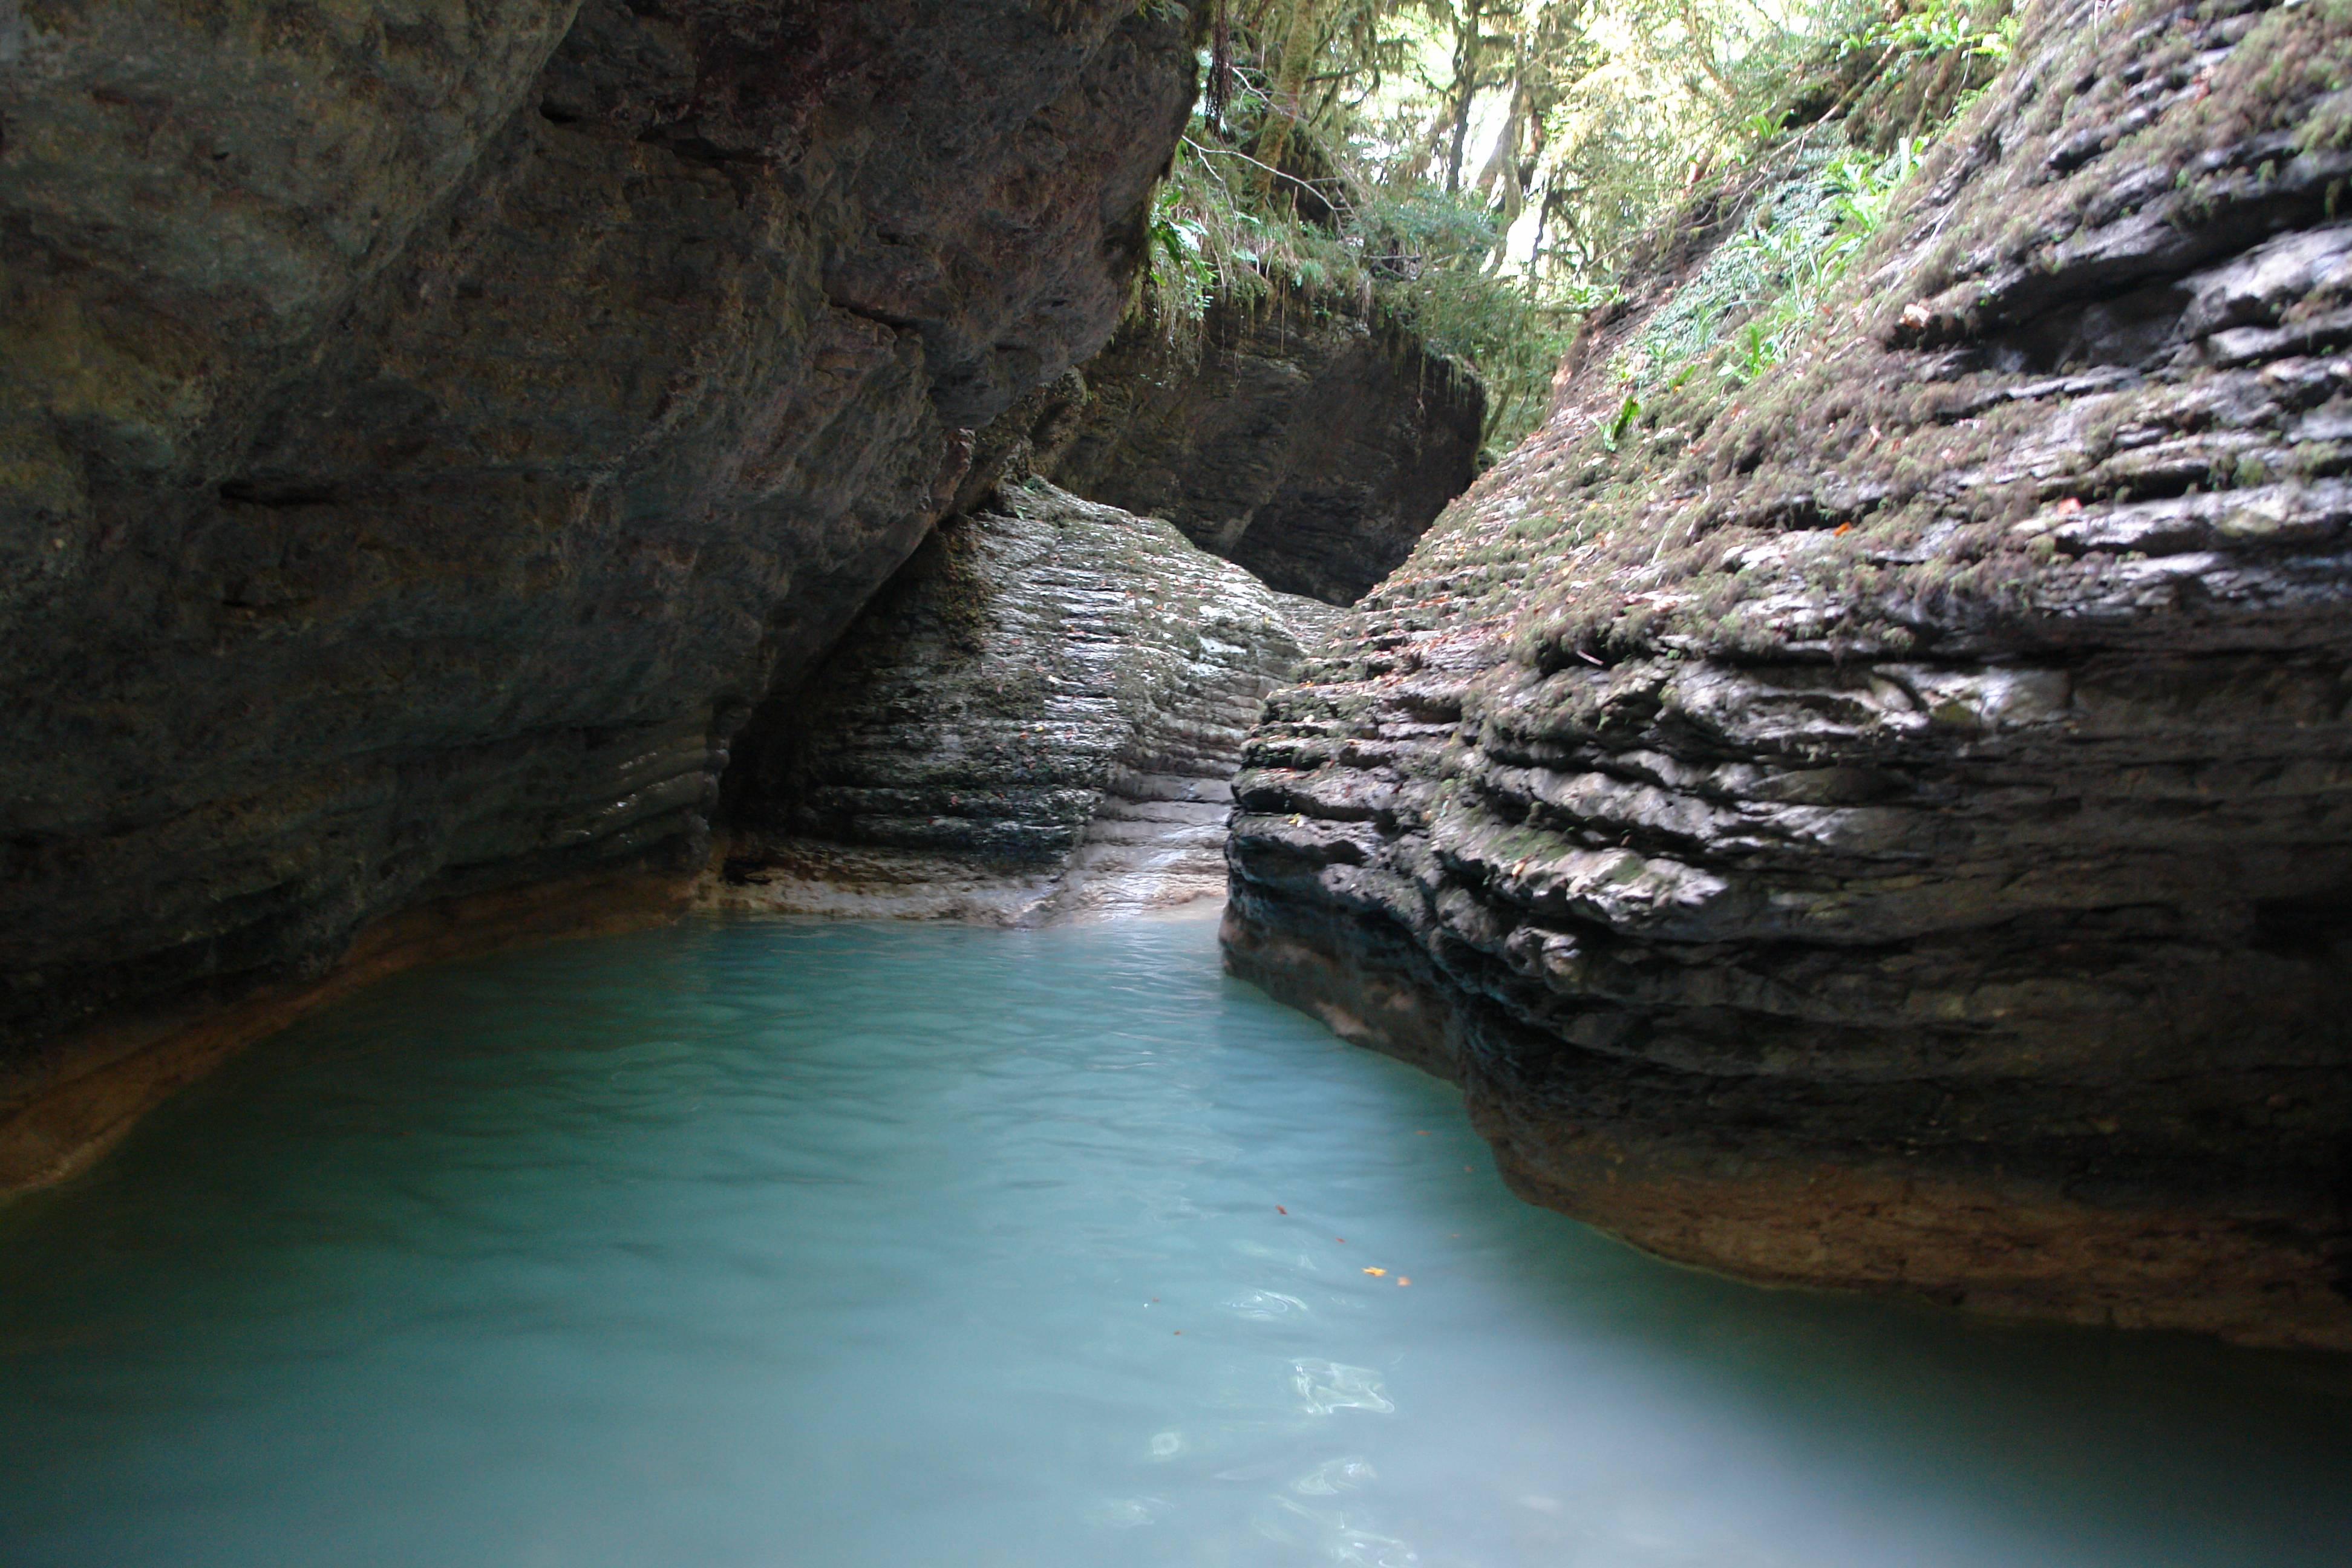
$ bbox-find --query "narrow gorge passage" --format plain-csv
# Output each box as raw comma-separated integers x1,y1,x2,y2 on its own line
7,0,2352,1561
4,916,2347,1568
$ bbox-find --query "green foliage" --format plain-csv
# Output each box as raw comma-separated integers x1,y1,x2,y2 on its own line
1849,0,2016,62
1354,186,1578,443
1147,120,1577,451
1138,0,2010,458
1148,142,1341,317
1615,128,1925,394
1601,392,1641,450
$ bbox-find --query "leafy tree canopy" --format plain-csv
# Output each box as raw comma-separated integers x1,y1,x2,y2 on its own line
1148,0,2015,455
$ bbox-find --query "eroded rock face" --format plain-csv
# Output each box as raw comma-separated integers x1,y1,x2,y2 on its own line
1047,290,1485,604
0,0,1201,1183
1225,0,2352,1350
715,480,1333,923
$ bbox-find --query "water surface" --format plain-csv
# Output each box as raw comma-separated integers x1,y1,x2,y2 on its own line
3,914,2347,1567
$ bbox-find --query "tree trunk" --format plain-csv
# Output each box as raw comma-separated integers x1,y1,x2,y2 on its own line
1443,0,1486,193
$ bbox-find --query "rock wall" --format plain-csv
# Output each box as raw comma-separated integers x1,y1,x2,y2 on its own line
714,480,1333,923
1047,289,1485,604
0,0,1202,1184
1224,0,2352,1350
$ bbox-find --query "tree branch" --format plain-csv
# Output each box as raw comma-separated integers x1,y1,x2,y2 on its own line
1182,136,1356,209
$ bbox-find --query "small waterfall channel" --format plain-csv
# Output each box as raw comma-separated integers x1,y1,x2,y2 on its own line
2,913,2346,1568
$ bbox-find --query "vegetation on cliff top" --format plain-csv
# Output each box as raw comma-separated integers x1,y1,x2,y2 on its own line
1146,0,2016,455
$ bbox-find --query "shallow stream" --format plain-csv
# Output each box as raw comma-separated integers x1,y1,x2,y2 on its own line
3,914,2347,1567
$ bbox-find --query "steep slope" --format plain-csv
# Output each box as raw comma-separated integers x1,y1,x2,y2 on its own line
714,480,1333,923
1226,0,2352,1350
0,0,1202,1185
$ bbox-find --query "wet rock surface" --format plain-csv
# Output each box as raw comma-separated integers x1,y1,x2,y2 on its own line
1046,290,1484,604
0,0,1201,1181
1224,0,2352,1350
714,481,1333,923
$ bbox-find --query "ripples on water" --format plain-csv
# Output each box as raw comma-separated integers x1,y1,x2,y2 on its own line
2,914,2348,1567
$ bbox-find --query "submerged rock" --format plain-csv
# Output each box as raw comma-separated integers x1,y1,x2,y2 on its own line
0,0,1203,1184
715,481,1333,922
1224,0,2352,1350
1047,289,1485,604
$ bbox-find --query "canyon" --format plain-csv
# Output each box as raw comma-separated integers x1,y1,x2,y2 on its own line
3,0,2349,1362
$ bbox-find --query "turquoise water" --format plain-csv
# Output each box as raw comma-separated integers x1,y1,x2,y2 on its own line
2,915,2348,1568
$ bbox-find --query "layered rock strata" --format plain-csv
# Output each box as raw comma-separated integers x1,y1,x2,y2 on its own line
0,0,1201,1184
714,481,1333,923
1047,289,1485,603
1226,0,2352,1350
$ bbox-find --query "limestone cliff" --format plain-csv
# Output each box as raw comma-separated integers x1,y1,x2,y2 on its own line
0,0,1202,1184
1047,288,1485,604
714,480,1333,923
1225,0,2352,1350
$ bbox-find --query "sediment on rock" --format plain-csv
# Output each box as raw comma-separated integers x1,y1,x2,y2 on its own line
0,0,1203,1186
714,481,1334,923
1224,0,2352,1351
1045,287,1485,604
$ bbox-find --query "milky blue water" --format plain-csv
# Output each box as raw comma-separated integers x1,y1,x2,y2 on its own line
2,913,2348,1568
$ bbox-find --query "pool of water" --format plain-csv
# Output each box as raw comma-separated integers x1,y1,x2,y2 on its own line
2,913,2348,1568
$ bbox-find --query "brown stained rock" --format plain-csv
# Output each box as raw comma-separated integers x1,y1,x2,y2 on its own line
1046,289,1485,605
1224,0,2352,1351
0,0,1204,1178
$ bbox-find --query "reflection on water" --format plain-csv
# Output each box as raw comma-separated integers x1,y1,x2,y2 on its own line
1,914,2347,1568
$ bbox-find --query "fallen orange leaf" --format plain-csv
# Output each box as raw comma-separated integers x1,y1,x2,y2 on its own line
1397,1278,1412,1287
1363,1267,1387,1276
1276,1205,1287,1214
